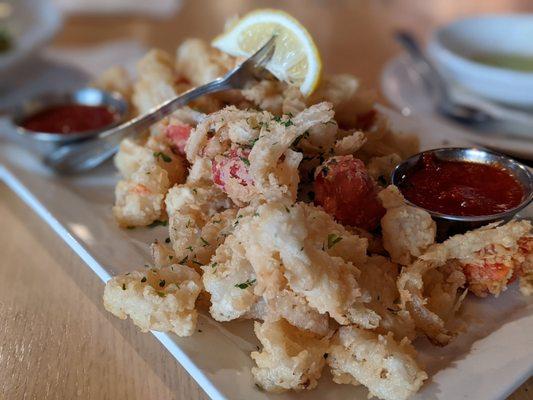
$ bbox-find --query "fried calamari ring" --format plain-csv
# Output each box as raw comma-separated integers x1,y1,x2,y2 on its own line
103,265,202,337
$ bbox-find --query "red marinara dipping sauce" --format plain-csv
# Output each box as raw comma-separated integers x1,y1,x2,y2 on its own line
398,153,524,216
21,104,116,134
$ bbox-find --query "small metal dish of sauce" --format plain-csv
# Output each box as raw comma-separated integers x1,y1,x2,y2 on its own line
12,87,128,146
392,147,533,238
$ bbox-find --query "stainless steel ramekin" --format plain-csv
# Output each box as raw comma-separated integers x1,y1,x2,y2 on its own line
391,147,533,238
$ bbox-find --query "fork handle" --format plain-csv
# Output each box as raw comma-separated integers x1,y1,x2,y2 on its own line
44,78,230,173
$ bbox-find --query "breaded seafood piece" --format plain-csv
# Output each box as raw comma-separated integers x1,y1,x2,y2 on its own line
263,289,331,336
249,103,333,202
188,103,334,205
92,66,133,103
113,163,169,227
115,136,186,184
113,136,186,227
201,201,373,332
114,137,153,178
379,185,436,265
150,240,176,268
175,38,235,86
327,326,427,400
357,114,419,161
517,236,533,295
358,255,416,341
398,220,531,345
202,229,258,321
461,233,532,297
333,130,366,155
251,319,329,392
103,265,202,337
327,326,428,400
201,208,330,334
239,201,377,328
132,49,177,114
242,80,307,115
165,182,233,265
307,74,372,130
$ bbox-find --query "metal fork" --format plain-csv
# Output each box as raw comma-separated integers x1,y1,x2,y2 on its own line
44,36,277,173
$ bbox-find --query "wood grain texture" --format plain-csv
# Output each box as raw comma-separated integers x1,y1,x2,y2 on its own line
0,184,206,400
1,1,532,399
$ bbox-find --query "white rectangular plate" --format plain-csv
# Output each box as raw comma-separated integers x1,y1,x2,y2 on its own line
1,107,531,400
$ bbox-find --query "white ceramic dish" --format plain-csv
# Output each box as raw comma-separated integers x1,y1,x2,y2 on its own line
427,14,533,107
0,107,532,400
0,0,61,75
381,54,533,160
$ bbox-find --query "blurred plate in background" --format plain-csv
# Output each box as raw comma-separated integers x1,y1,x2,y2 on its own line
0,0,61,75
381,54,533,160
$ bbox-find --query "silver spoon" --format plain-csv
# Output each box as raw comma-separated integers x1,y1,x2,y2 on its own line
43,36,277,174
395,31,491,125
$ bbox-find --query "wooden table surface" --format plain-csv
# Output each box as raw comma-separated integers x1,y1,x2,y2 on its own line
1,1,531,399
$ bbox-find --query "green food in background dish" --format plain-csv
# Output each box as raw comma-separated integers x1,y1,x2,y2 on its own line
472,53,533,72
0,27,12,53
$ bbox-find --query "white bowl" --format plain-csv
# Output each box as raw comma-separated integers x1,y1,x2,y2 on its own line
428,14,533,107
0,0,61,75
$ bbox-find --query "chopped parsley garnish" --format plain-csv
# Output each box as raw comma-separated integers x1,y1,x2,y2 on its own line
253,212,259,217
272,115,294,127
211,262,218,269
141,277,147,283
249,137,259,147
159,279,166,287
148,219,168,228
235,279,256,289
200,237,209,247
186,219,192,228
192,188,198,195
153,151,171,163
186,246,193,252
327,233,343,249
284,206,290,213
239,156,250,166
212,219,222,224
179,255,188,264
156,291,166,297
168,255,174,260
165,237,171,243
122,283,126,290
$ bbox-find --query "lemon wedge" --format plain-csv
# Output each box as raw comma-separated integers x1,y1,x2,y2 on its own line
212,9,322,96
